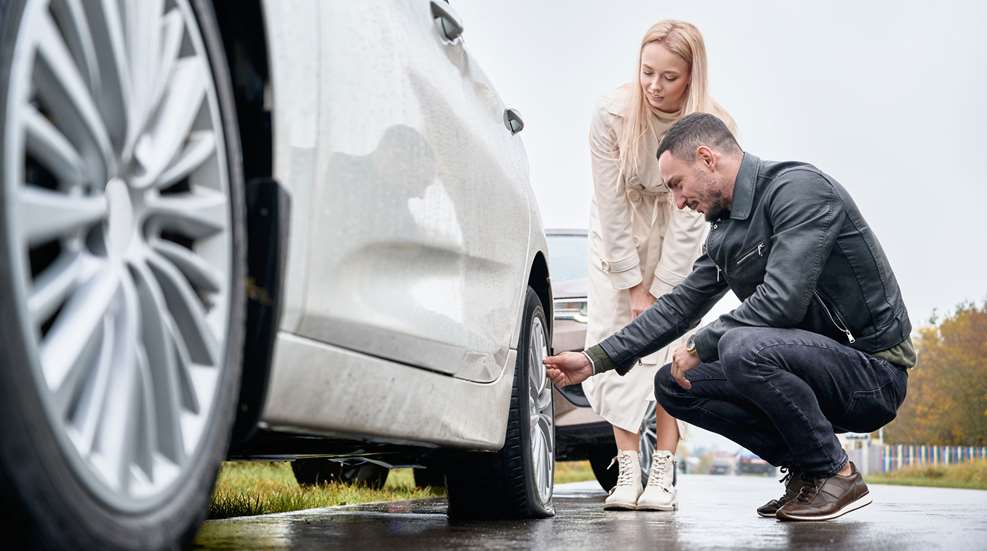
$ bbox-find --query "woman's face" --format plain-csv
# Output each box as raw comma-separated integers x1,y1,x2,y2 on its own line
639,41,691,113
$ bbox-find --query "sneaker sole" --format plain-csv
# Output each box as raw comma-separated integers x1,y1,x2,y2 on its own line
756,510,777,518
635,503,678,511
603,502,639,511
776,492,872,522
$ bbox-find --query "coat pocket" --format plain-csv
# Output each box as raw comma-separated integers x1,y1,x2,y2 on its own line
735,241,767,266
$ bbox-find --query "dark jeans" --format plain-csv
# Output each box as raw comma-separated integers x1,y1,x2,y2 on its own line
654,327,908,476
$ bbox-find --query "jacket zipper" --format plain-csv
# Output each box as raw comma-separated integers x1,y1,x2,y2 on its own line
813,291,855,343
735,242,766,265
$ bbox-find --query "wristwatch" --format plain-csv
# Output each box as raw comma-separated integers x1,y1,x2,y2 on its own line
685,335,698,356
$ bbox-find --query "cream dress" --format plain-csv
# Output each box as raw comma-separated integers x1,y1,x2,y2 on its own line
583,84,734,433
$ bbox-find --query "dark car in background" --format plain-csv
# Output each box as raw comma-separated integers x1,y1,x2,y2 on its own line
735,450,777,476
546,229,658,491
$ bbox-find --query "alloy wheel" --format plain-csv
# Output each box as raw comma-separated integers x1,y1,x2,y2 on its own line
527,315,554,505
2,0,233,510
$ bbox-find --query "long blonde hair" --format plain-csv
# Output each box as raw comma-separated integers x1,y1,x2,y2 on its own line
618,20,712,176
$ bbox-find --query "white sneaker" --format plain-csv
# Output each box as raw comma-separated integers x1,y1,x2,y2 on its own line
636,450,678,511
604,450,642,510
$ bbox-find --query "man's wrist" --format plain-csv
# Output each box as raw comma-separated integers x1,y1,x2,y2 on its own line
581,351,596,375
584,345,619,375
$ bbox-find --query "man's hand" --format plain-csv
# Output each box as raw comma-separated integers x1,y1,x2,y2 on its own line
629,282,656,319
670,344,700,390
543,351,593,387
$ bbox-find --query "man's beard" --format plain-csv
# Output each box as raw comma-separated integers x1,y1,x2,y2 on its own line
701,175,727,221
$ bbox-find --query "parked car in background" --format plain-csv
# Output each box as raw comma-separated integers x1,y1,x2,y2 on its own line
0,1,553,548
735,450,776,476
547,228,658,491
708,452,737,475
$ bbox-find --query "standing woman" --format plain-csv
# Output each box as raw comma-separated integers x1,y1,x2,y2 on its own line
583,20,735,511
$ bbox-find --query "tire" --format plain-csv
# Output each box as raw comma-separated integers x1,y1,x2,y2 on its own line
291,459,389,490
445,287,555,520
0,1,246,549
588,402,657,492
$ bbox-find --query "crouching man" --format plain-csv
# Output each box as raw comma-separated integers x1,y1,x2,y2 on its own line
544,113,914,521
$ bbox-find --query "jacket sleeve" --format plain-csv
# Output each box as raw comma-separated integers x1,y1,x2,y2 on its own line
589,104,641,290
592,254,729,374
650,197,707,299
691,173,844,362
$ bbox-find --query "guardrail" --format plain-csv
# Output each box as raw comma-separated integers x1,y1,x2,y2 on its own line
881,445,987,473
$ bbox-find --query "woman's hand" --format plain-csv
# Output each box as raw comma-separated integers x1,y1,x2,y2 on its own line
543,352,593,387
629,282,656,318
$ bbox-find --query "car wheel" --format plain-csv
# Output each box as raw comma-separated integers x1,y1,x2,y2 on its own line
588,402,657,492
445,287,555,519
0,1,245,549
291,459,389,490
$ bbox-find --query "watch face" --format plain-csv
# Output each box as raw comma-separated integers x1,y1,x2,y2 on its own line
686,336,696,351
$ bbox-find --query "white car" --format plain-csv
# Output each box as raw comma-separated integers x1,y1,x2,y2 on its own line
0,1,554,548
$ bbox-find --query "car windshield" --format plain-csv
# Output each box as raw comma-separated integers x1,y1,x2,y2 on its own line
546,233,587,282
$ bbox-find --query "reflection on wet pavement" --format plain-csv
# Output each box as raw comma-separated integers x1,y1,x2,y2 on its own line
195,474,987,550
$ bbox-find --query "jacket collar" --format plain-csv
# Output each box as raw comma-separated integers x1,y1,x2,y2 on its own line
728,152,759,220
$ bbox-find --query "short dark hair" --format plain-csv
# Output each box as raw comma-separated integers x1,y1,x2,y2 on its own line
656,113,741,162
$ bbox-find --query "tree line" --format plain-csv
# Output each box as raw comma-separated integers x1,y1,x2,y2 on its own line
884,301,987,446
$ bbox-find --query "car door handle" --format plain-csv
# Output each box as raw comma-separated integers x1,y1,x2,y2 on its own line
504,108,524,135
430,0,464,42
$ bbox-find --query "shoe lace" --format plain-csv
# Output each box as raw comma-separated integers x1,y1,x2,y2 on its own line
778,467,802,502
647,453,673,490
794,477,824,503
608,454,637,488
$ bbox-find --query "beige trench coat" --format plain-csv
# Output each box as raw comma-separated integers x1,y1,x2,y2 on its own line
582,84,734,433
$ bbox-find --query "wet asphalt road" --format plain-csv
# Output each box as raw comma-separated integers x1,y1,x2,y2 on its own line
194,474,987,550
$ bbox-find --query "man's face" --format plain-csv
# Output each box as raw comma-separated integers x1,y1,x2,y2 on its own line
659,148,728,221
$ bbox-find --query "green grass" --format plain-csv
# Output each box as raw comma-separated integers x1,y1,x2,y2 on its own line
208,462,442,520
555,460,596,484
209,459,600,520
868,460,987,490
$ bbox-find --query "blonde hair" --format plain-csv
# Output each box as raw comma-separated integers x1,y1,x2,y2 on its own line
618,20,712,176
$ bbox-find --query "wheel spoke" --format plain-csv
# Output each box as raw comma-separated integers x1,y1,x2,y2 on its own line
144,9,185,139
130,257,187,463
134,346,159,480
83,0,131,147
156,130,216,190
23,106,87,186
146,252,219,366
145,188,227,239
90,277,141,493
67,316,115,456
34,10,113,171
17,185,107,246
49,0,102,92
150,238,221,294
39,264,119,391
133,57,208,187
29,249,84,325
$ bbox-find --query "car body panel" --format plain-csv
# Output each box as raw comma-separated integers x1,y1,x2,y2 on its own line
256,1,546,446
264,0,531,382
261,332,516,450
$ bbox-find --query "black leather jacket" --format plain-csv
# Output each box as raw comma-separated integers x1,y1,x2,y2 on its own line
592,153,912,374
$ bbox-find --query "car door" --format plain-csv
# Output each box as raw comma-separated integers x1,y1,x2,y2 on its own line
296,0,531,380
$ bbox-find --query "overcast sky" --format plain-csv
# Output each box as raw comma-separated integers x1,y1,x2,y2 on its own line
455,0,987,328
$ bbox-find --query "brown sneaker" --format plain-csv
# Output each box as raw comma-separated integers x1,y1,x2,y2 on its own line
775,461,872,522
756,468,808,518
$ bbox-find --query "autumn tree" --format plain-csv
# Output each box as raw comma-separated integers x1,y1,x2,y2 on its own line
884,301,987,446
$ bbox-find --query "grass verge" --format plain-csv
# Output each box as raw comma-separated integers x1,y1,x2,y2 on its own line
555,460,596,484
209,460,600,520
208,462,442,520
868,460,987,490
